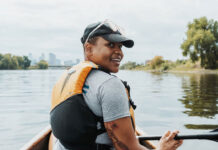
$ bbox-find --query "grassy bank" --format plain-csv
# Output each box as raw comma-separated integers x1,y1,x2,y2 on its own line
120,60,218,74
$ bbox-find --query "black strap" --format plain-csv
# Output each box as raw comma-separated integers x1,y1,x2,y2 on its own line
96,117,106,135
98,66,111,74
129,98,137,110
121,80,137,110
97,144,113,150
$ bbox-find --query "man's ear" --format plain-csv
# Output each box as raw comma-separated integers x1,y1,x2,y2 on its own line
84,43,93,57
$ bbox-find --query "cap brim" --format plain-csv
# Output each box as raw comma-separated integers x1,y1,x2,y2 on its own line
101,34,134,48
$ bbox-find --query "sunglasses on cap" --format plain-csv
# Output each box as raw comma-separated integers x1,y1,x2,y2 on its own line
85,19,125,44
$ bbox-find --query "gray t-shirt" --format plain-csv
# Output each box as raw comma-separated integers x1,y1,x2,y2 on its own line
83,70,130,145
54,70,130,149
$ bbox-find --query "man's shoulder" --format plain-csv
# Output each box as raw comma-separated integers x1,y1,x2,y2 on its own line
88,70,116,81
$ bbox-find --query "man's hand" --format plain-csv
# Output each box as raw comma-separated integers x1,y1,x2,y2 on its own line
104,117,183,150
156,130,183,150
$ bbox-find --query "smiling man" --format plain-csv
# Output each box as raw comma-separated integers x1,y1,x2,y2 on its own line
84,36,124,73
50,20,183,150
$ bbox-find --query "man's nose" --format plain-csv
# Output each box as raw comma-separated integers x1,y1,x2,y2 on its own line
114,48,122,54
114,46,122,52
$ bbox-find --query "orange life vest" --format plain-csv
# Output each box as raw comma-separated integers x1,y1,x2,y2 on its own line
50,61,136,149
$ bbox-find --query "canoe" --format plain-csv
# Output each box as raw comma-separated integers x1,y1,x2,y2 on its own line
20,125,156,150
20,126,52,150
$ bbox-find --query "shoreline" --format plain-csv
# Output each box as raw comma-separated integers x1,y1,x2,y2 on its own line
167,69,218,74
1,68,218,74
121,68,218,74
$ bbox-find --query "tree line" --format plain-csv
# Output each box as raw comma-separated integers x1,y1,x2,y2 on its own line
0,53,31,69
121,16,218,70
0,53,48,69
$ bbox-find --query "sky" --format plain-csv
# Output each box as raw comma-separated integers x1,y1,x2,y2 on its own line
0,0,218,64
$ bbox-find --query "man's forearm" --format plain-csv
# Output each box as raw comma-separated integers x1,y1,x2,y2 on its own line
105,121,150,150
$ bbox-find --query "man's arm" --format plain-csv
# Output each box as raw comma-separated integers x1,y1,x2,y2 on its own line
104,117,183,150
104,116,148,150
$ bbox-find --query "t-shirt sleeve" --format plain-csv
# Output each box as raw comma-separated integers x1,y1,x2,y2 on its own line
98,77,130,122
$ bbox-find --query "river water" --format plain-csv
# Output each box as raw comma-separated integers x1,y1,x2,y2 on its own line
0,70,217,150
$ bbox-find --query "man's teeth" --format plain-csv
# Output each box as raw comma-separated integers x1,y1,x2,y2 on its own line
112,59,120,62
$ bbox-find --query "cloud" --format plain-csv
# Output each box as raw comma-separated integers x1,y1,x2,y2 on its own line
0,0,218,62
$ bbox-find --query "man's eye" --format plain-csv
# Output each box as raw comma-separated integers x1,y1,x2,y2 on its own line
119,45,122,49
108,42,115,48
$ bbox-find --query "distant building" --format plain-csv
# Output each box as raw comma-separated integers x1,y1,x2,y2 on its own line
39,53,45,61
64,60,73,66
48,53,64,65
64,59,80,66
28,53,37,65
49,53,56,65
56,59,61,65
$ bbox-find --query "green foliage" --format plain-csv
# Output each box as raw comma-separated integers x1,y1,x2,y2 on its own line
0,54,17,69
0,53,3,60
179,74,218,119
181,17,218,69
149,56,164,69
11,56,19,69
120,61,140,70
119,58,217,73
176,59,187,65
0,53,31,69
160,62,170,71
16,56,24,69
37,60,48,69
23,56,31,69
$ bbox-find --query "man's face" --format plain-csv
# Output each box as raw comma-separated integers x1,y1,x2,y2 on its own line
87,37,124,73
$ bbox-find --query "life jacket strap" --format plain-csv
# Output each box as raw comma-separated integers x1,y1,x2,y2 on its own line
96,117,106,135
96,144,113,150
97,66,111,74
121,80,137,110
129,98,137,110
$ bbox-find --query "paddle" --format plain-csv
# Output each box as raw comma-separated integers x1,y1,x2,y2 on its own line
138,128,218,142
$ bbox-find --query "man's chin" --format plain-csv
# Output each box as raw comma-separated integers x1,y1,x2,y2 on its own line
110,68,119,73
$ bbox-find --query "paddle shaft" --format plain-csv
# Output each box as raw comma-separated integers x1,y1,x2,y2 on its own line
138,132,218,141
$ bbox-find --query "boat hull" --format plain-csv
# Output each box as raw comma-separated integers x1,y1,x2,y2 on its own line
21,126,52,150
21,125,156,150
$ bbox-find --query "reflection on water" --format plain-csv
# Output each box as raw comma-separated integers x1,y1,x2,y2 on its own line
0,70,218,150
184,124,218,130
118,71,218,150
179,74,218,119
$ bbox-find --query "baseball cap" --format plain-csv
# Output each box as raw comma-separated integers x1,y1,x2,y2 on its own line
81,20,134,48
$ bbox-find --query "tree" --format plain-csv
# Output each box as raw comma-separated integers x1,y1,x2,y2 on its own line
37,60,48,69
0,53,3,60
0,53,3,68
11,56,19,69
0,54,12,69
0,53,31,69
120,61,138,70
0,54,19,69
181,17,218,69
16,56,24,69
150,56,164,69
23,56,31,69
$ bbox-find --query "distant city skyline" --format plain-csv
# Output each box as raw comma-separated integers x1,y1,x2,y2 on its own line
0,0,218,64
27,52,81,66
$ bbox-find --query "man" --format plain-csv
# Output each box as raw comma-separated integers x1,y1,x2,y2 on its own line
50,20,183,150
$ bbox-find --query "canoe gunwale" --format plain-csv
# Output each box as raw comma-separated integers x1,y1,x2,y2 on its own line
21,125,156,150
20,125,51,150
